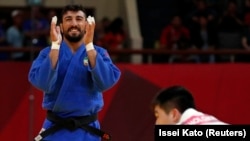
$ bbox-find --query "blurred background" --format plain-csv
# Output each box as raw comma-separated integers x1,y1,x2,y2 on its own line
0,0,250,141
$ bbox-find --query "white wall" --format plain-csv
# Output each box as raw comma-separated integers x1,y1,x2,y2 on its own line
0,0,25,6
125,0,142,63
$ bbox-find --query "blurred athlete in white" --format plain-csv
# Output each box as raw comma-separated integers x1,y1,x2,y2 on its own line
152,85,228,125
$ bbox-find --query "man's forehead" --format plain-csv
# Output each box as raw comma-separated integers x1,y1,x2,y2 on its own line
63,11,86,18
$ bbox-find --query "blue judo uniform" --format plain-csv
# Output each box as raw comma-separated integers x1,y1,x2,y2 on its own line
28,41,121,141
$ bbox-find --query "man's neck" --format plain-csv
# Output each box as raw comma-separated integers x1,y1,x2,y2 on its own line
64,39,83,53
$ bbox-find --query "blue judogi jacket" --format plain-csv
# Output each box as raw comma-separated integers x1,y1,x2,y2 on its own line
28,41,121,141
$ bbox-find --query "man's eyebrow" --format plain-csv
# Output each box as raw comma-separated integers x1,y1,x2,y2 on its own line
76,16,84,19
64,16,72,19
63,15,84,19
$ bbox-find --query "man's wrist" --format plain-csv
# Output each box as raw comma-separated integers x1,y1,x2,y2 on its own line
51,42,60,50
86,42,95,51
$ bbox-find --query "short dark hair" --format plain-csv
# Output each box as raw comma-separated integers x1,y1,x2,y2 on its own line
60,4,87,21
152,85,196,114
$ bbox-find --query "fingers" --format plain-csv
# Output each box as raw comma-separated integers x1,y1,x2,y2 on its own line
50,16,57,36
56,26,62,43
51,16,57,28
87,16,95,25
50,16,61,43
52,16,57,24
56,26,60,33
86,16,95,32
84,16,95,44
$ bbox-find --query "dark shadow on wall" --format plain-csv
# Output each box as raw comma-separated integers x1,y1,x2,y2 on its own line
101,69,160,141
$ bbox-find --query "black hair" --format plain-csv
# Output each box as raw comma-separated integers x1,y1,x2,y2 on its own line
152,85,196,114
60,4,87,22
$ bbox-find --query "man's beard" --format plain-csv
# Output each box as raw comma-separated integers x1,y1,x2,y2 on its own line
64,32,84,42
64,29,84,43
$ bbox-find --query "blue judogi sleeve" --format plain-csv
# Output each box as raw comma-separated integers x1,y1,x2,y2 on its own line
89,46,121,91
28,47,59,93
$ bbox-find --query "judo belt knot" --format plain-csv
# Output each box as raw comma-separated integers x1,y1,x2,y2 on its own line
62,118,80,131
34,110,111,141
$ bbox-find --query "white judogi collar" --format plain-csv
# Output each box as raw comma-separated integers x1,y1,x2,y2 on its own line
176,108,228,125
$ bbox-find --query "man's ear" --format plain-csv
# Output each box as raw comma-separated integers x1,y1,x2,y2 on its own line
171,108,181,123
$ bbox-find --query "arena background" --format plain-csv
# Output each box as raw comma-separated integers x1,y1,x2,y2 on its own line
0,0,250,141
0,62,250,141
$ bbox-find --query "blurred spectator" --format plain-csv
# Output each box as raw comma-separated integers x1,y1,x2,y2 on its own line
242,0,250,16
0,18,8,60
159,15,190,49
188,0,218,29
238,11,250,62
101,17,127,61
94,17,111,46
190,16,218,63
6,10,26,61
218,1,243,33
101,17,126,50
47,9,57,20
158,15,197,63
0,23,6,45
22,6,50,47
217,1,244,62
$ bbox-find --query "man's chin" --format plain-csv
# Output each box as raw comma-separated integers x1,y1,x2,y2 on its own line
65,36,82,42
69,33,80,37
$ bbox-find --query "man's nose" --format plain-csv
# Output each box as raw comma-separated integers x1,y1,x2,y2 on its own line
71,19,78,26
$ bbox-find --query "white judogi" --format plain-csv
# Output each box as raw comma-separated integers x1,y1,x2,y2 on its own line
176,108,228,125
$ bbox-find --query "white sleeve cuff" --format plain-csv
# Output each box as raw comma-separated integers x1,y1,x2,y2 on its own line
86,42,95,51
51,42,60,50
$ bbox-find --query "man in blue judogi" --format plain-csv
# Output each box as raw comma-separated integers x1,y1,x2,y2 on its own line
28,5,121,141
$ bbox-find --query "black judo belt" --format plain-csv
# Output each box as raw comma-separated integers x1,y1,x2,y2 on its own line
34,110,111,141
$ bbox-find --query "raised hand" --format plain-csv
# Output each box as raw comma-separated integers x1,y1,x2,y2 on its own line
49,16,61,68
83,16,95,45
50,16,62,45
